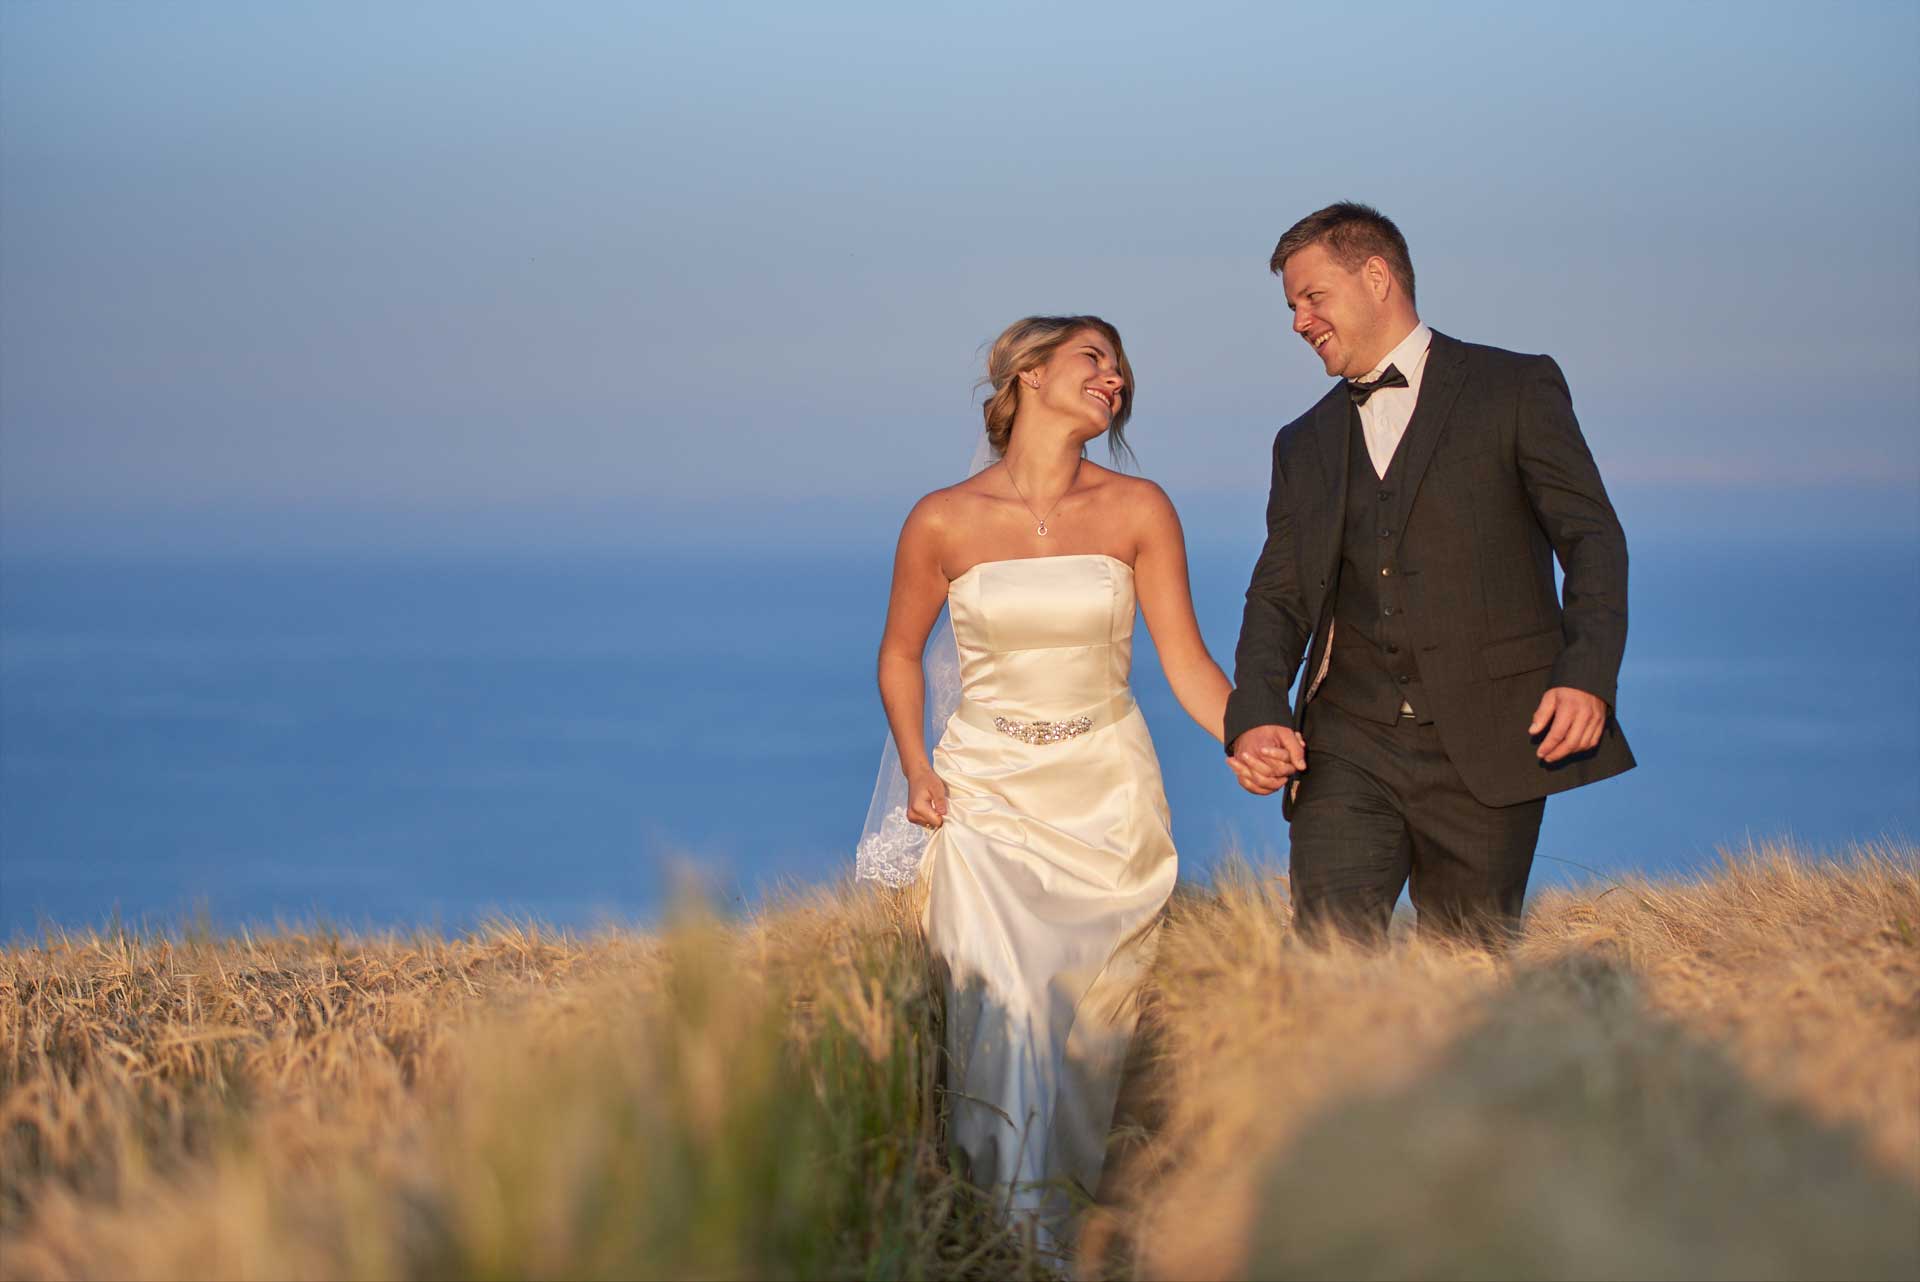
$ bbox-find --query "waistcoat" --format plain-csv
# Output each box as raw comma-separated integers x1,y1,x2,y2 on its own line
1317,409,1432,725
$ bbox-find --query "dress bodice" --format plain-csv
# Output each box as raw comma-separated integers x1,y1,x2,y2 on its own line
946,554,1135,721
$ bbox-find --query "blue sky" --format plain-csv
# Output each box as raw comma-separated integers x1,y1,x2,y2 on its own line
3,1,1916,552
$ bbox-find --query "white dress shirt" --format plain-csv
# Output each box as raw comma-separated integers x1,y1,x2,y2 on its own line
1356,322,1433,479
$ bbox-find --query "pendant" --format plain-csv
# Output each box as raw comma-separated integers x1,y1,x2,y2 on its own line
1036,521,1049,536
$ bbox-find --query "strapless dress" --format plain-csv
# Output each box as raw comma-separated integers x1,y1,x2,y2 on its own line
921,552,1177,1245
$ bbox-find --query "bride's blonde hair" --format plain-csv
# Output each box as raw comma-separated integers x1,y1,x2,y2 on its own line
979,315,1136,464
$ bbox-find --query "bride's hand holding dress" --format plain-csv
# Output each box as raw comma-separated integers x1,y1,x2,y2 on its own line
904,766,948,831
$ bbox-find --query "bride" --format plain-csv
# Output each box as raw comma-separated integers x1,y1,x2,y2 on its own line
861,315,1259,1249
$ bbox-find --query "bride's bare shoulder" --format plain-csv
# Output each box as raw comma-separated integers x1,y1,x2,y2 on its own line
1085,463,1173,508
899,471,1000,540
1087,468,1183,550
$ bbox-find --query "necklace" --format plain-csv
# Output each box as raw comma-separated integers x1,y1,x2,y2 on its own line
1005,460,1079,537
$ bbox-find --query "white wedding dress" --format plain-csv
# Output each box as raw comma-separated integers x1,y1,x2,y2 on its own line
919,552,1177,1245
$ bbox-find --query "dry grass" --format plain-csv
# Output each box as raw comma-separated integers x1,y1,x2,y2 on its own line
2,841,1916,1280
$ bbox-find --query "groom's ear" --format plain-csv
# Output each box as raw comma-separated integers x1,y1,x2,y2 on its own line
1363,255,1394,301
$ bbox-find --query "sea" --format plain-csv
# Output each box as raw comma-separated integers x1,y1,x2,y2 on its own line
3,506,1916,939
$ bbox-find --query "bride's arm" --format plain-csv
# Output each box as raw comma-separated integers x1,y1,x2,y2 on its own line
877,496,953,823
1132,481,1233,745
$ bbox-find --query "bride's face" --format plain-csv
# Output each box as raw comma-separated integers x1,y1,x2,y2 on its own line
1024,329,1127,436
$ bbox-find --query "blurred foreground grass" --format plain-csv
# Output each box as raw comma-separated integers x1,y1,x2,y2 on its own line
3,840,1917,1280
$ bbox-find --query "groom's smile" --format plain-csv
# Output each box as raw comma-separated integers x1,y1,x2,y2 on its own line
1300,323,1344,376
1281,241,1396,380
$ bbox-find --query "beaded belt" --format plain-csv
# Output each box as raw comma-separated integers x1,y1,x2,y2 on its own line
954,692,1135,746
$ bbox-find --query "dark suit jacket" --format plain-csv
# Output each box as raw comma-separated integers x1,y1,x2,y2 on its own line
1224,331,1635,808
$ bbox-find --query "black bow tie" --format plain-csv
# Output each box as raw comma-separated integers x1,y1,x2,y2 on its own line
1346,365,1409,406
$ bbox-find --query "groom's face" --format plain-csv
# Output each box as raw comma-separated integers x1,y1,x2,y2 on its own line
1282,242,1386,380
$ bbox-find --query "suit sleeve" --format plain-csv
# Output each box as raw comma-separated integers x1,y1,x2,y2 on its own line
1516,356,1629,708
1224,434,1313,750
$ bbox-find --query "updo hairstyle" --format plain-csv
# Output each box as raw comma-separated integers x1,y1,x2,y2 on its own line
978,315,1136,463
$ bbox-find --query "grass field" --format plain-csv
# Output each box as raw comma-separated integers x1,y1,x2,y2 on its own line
3,840,1917,1280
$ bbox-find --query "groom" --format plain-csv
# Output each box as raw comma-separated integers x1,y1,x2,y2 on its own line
1224,201,1634,947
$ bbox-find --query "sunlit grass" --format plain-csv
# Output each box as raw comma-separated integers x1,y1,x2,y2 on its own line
3,841,1916,1280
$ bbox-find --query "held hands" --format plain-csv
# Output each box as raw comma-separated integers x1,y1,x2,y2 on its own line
1227,724,1308,796
1529,687,1608,762
1222,689,1601,795
906,767,949,830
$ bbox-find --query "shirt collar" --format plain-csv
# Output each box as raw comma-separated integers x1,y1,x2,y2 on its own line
1362,322,1432,382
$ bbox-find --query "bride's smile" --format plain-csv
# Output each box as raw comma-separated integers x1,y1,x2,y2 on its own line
1025,332,1127,438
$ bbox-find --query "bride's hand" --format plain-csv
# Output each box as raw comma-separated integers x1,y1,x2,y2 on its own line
907,769,950,830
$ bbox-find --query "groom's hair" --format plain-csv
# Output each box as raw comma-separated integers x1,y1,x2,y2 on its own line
1270,202,1416,306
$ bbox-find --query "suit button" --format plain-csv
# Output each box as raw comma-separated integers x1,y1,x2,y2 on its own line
1387,645,1400,654
1378,528,1392,539
1397,674,1411,685
1377,490,1391,502
1382,606,1394,616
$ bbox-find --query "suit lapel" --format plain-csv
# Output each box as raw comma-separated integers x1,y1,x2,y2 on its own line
1390,330,1468,548
1308,384,1350,495
1293,387,1351,724
1309,385,1352,583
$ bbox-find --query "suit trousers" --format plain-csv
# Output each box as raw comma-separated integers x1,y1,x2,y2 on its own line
1288,699,1545,949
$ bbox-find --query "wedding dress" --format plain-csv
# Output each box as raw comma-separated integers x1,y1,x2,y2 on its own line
917,552,1177,1245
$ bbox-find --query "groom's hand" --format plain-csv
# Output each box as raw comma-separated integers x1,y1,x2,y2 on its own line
1228,725,1307,796
1529,687,1608,762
